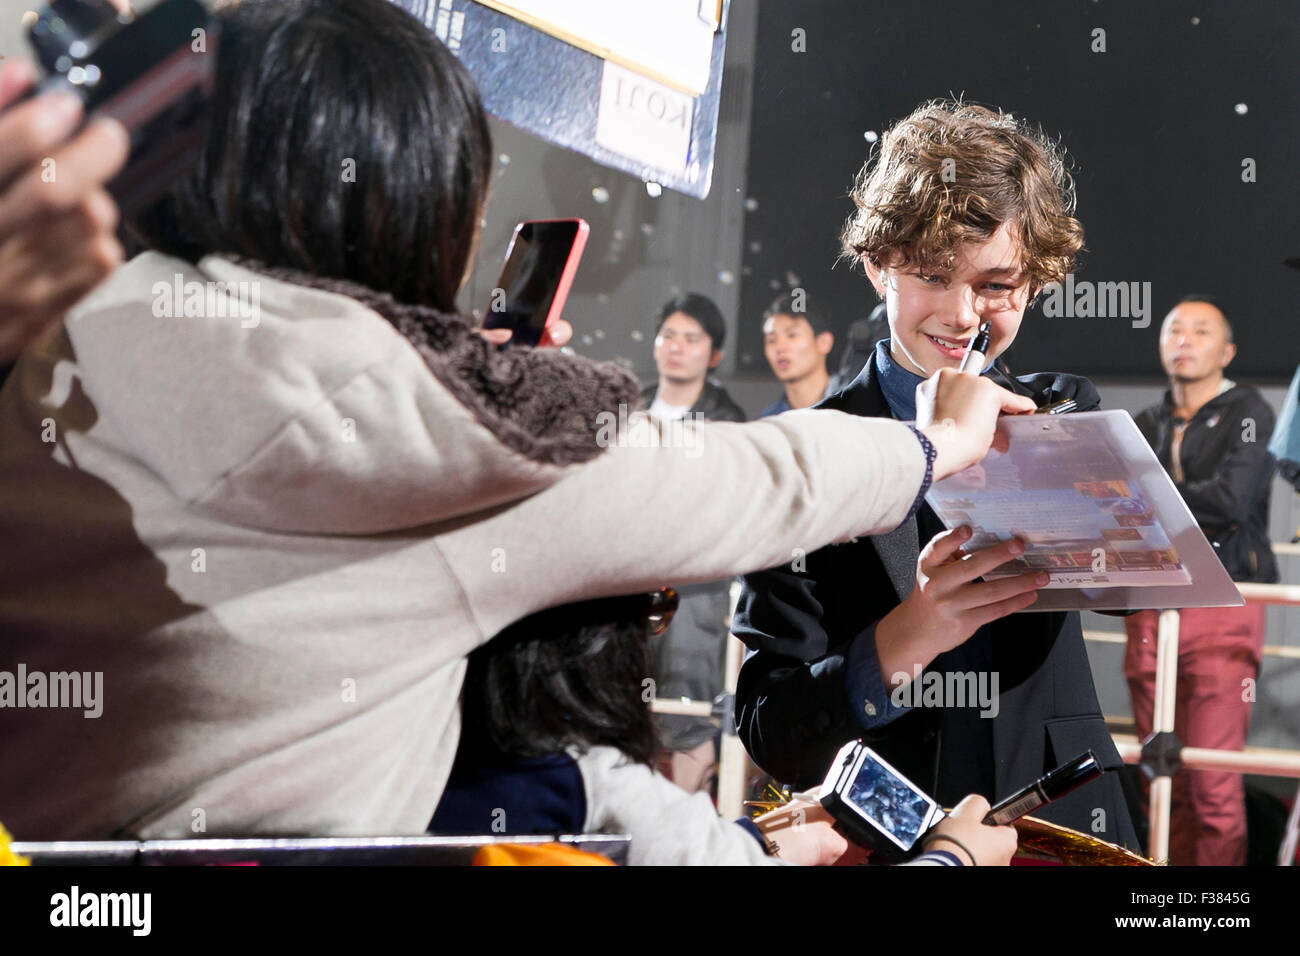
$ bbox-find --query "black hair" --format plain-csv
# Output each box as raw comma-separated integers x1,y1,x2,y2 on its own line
130,0,492,313
463,596,659,766
764,292,832,337
656,293,727,351
1174,294,1233,341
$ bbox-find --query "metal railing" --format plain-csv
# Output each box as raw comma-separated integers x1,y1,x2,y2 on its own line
1093,541,1300,864
1113,578,1300,865
649,541,1300,863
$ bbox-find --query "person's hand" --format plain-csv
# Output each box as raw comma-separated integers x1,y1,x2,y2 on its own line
475,318,573,348
752,799,847,866
0,59,129,362
875,526,1045,679
922,794,1018,866
915,367,1036,479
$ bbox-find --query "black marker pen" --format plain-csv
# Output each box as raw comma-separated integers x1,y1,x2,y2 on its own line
957,321,991,375
982,751,1102,826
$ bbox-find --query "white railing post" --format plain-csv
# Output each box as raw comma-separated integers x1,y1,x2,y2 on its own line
716,634,748,820
716,580,748,820
1281,781,1300,867
1147,607,1182,863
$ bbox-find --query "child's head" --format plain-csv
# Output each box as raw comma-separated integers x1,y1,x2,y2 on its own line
463,592,672,766
840,100,1083,376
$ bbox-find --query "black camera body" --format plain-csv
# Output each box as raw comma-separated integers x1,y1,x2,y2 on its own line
25,0,218,214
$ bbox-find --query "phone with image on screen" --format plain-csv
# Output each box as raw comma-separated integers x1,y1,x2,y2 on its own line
481,218,589,347
819,740,946,857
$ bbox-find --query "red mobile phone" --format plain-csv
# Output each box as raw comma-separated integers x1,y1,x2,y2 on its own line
481,218,589,347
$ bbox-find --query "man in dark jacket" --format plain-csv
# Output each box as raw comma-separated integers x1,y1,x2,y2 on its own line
641,293,746,791
757,292,849,418
1124,295,1277,866
640,293,747,424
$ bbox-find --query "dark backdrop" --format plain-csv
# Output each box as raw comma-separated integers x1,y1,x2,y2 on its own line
737,0,1300,382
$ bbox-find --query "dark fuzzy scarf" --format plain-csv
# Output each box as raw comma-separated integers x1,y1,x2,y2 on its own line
225,258,642,467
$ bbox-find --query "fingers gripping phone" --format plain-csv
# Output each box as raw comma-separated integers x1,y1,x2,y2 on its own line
22,0,219,215
481,218,589,347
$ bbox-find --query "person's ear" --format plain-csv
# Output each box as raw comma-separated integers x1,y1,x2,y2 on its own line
708,348,723,370
816,331,834,356
1221,340,1237,370
863,256,888,298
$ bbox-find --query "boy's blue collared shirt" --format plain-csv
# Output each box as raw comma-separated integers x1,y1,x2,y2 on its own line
874,340,926,420
873,339,994,420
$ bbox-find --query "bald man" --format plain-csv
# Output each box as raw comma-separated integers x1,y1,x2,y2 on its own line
1125,295,1278,866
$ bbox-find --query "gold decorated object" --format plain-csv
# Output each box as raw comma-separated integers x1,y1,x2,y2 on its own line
743,782,792,817
1012,815,1161,866
744,782,1160,865
0,823,30,866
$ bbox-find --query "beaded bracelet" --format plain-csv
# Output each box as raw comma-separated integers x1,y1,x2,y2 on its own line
904,424,937,522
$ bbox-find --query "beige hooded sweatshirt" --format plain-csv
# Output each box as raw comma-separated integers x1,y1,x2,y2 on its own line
0,252,926,840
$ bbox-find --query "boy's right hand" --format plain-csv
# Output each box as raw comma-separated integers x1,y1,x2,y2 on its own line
923,794,1018,866
915,367,1035,479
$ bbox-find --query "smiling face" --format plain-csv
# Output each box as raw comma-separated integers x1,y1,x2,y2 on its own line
865,222,1032,376
1158,301,1235,384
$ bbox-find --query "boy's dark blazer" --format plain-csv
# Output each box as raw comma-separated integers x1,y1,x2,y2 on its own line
732,357,1140,850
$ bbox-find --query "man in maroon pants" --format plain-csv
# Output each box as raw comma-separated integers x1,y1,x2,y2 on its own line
1125,295,1277,866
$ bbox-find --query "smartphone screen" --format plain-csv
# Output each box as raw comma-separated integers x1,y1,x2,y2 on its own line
481,219,589,347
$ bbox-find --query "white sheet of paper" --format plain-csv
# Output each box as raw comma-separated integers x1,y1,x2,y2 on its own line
595,60,694,174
